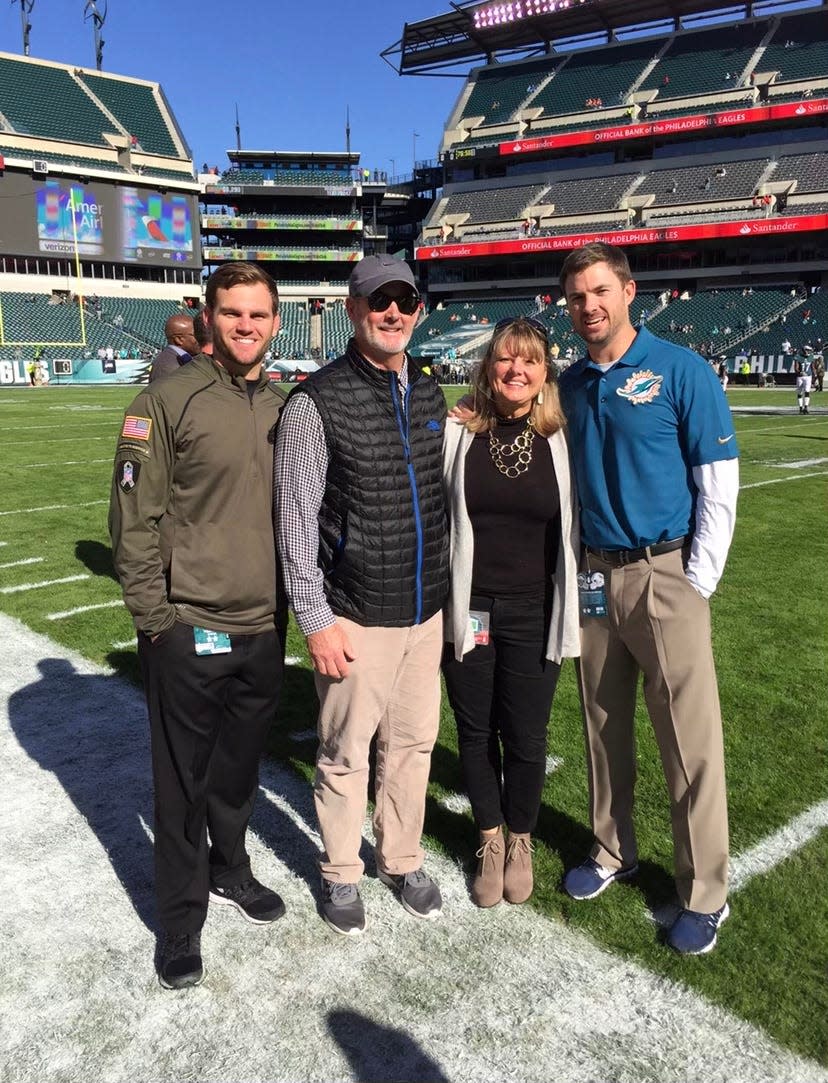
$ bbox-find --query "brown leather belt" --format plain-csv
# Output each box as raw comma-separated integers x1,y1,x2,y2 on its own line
585,535,689,567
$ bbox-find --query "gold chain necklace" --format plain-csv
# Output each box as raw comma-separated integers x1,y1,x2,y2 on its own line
489,417,535,478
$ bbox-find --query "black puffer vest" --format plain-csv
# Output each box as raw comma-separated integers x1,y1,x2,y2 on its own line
294,343,448,627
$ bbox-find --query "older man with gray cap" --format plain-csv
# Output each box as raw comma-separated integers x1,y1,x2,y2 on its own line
275,254,448,935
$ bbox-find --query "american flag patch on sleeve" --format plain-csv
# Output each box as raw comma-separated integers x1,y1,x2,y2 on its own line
121,416,152,440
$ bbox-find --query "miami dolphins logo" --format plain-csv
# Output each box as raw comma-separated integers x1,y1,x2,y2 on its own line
616,369,663,405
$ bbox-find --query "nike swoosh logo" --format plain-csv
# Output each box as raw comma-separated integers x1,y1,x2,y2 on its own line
718,435,734,444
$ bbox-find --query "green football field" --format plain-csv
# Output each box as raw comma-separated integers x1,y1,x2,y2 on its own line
1,382,826,1066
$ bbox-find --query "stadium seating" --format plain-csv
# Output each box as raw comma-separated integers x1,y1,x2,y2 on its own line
457,58,561,128
634,158,769,206
0,292,155,361
273,300,311,359
90,297,182,345
322,299,353,358
639,22,770,99
772,152,828,193
444,10,828,158
530,40,661,118
758,10,828,83
645,286,800,350
750,289,827,354
219,168,353,187
0,57,113,146
77,72,178,157
443,183,549,224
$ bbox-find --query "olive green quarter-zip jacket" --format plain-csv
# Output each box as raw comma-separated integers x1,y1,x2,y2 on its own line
109,353,288,637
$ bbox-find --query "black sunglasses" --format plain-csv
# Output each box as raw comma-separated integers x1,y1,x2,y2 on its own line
494,316,549,341
365,289,421,316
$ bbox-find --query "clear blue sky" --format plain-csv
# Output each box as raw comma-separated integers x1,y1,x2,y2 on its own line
0,0,469,178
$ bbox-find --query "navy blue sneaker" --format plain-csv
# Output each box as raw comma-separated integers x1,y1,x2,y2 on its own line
667,902,729,955
563,857,638,900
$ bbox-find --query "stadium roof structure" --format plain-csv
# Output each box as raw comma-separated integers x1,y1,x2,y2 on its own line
382,0,824,73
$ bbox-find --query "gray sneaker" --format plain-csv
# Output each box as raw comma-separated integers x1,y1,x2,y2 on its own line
320,878,366,936
378,867,442,920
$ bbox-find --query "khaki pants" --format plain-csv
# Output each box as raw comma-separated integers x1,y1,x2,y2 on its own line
314,611,443,882
578,548,729,912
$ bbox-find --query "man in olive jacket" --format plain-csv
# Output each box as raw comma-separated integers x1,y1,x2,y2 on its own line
109,263,288,990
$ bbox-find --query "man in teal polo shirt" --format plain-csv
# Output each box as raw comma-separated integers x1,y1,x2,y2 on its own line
558,242,739,955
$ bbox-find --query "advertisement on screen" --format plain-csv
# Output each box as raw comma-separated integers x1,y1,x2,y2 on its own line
0,172,199,268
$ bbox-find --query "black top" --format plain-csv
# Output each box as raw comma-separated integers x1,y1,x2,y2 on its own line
464,414,560,598
294,343,448,627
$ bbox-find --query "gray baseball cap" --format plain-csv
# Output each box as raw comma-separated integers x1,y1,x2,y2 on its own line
348,254,417,298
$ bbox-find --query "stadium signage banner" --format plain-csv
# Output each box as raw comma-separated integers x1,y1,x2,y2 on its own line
202,215,361,231
0,359,29,385
202,247,361,262
415,214,828,260
497,98,828,155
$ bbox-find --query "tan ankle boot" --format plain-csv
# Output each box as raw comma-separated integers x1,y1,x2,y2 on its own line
471,827,505,908
503,831,534,904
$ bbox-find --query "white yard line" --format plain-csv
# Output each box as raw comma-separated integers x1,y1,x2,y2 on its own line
0,574,89,594
741,471,828,490
2,422,120,431
10,458,112,469
46,599,124,621
112,637,138,650
763,457,828,469
0,556,43,570
0,500,108,516
7,436,113,446
729,800,828,892
0,615,826,1083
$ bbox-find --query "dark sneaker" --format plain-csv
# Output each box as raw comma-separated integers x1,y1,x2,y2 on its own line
320,878,366,936
667,902,729,955
563,857,638,900
158,931,204,990
378,867,442,919
209,877,286,924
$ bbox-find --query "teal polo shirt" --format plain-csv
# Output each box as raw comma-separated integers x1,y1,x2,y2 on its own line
559,326,738,550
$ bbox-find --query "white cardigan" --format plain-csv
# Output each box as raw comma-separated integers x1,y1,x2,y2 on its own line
443,418,581,664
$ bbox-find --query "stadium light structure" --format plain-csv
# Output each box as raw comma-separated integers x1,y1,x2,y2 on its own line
471,0,591,28
15,0,35,57
83,0,107,71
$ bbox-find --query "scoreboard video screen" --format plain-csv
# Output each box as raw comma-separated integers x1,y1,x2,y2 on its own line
1,172,199,268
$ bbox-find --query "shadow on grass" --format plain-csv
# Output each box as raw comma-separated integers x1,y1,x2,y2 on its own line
9,657,155,930
327,1010,450,1083
75,539,117,580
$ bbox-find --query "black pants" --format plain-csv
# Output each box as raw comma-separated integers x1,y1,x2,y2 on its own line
441,595,560,834
138,621,283,934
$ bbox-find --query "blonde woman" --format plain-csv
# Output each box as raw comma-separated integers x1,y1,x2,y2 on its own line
443,317,580,907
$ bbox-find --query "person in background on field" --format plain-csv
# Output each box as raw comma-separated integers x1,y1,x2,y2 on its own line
718,357,729,392
110,263,289,991
275,254,448,937
148,314,199,383
810,353,823,394
442,316,580,908
193,309,213,356
794,354,813,414
557,242,739,955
